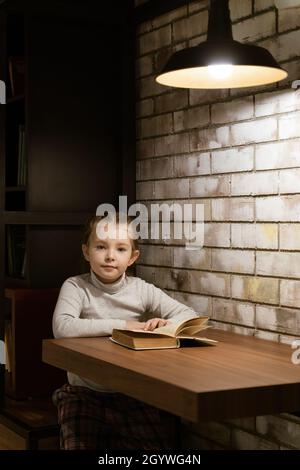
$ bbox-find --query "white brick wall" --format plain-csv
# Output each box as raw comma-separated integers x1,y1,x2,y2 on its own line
136,0,300,450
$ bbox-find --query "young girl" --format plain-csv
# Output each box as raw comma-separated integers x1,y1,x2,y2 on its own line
52,213,199,450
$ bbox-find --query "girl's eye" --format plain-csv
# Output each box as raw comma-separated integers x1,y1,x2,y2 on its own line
96,245,105,250
118,248,127,252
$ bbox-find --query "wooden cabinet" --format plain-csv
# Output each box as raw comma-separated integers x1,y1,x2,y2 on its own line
0,0,135,443
5,288,65,399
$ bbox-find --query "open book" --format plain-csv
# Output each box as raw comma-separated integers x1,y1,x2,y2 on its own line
110,316,218,350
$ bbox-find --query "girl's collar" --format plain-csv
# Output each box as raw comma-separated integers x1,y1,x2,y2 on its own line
90,270,127,293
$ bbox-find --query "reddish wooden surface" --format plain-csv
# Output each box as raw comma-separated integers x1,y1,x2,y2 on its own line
43,329,300,422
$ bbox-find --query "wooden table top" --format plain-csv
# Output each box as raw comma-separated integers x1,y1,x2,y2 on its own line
42,329,300,422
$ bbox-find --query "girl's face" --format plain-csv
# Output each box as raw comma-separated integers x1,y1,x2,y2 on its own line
82,222,140,283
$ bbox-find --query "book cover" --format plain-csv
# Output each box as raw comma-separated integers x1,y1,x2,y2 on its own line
110,316,218,350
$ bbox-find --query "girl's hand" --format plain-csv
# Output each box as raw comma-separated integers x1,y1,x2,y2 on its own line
143,318,169,331
125,320,146,330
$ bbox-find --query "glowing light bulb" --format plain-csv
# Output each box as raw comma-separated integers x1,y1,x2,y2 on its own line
208,64,233,80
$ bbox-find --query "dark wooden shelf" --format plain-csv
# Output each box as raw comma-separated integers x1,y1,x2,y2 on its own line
5,277,29,288
4,211,92,225
5,186,26,192
6,94,25,104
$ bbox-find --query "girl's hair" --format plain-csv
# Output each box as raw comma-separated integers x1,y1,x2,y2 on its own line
82,213,139,251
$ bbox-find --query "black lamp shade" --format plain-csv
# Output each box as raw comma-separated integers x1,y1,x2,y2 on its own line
156,0,287,89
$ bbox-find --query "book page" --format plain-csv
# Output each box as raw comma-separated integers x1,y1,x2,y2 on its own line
127,316,209,338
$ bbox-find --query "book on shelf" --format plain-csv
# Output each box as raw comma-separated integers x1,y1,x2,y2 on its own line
8,56,25,96
17,124,26,186
110,316,218,350
6,225,26,278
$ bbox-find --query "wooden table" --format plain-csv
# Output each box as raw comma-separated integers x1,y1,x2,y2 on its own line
42,329,300,423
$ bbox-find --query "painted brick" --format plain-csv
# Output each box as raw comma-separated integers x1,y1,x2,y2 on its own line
281,279,300,308
231,275,279,304
139,75,165,98
231,223,278,249
152,6,187,28
231,428,279,450
136,99,154,118
212,248,255,274
280,168,300,194
192,421,231,447
188,33,207,47
155,267,190,291
189,271,230,297
212,147,254,174
256,196,300,222
174,152,210,177
256,305,300,335
174,105,210,132
140,157,173,180
154,178,189,199
256,415,300,449
212,198,254,221
257,251,300,278
229,0,252,20
155,90,188,113
154,46,173,72
254,0,274,12
211,97,254,124
279,112,300,139
254,330,279,341
136,139,155,159
233,12,276,42
189,88,229,106
256,140,300,170
190,175,231,198
138,244,173,266
280,224,300,250
204,223,231,247
188,0,209,14
155,133,189,156
230,81,276,100
136,265,156,284
139,25,171,54
136,55,153,77
136,181,154,200
136,161,141,181
174,291,212,316
231,171,278,196
140,113,173,138
140,222,177,246
173,246,211,270
278,7,300,32
260,30,300,62
255,89,300,117
212,298,255,326
231,118,277,146
176,199,211,222
173,10,208,42
281,58,300,86
227,417,256,432
136,20,152,36
190,126,230,151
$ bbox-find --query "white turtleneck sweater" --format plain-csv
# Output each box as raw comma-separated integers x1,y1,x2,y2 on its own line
52,270,199,392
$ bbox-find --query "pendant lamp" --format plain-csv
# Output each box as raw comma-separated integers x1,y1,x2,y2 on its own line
156,0,287,89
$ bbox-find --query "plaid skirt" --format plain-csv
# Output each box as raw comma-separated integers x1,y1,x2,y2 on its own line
53,384,177,450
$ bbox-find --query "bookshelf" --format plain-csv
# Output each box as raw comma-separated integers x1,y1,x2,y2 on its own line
0,0,135,448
